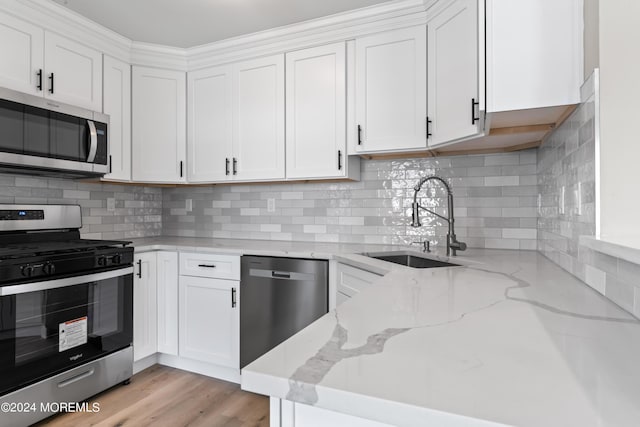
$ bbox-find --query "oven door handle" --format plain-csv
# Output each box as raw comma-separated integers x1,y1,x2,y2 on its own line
0,267,133,296
57,368,95,388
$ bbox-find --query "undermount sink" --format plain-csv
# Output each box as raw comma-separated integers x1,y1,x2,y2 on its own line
362,251,460,269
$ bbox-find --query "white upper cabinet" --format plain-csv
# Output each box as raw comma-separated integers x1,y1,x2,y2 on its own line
427,0,481,147
355,26,427,153
0,12,43,96
132,66,186,183
102,55,131,181
187,65,233,183
487,0,583,112
44,32,102,111
0,12,102,111
232,54,285,181
286,43,347,179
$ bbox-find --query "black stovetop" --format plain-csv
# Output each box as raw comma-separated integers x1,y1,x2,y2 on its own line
0,238,130,261
0,229,132,284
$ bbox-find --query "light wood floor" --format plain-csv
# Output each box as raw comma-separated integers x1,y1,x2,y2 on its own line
34,365,269,427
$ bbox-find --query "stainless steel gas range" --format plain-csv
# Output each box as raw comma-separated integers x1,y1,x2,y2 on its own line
0,204,134,427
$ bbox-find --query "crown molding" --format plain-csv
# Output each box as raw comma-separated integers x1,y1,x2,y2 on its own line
0,0,132,62
187,0,428,70
130,42,188,71
1,0,431,72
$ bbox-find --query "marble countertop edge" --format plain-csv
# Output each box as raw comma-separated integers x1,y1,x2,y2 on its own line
241,369,507,427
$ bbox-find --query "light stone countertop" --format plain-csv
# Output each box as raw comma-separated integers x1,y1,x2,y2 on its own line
126,236,640,427
127,236,404,261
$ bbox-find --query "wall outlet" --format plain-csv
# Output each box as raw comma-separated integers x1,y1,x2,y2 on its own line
186,199,193,212
107,198,116,212
267,198,276,213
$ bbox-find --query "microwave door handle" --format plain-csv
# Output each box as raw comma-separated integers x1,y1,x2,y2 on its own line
87,120,98,163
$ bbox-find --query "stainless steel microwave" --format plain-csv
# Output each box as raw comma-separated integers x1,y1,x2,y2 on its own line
0,87,109,177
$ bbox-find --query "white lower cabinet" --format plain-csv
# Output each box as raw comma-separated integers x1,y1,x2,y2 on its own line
178,276,239,368
336,263,382,305
133,252,158,362
156,251,179,356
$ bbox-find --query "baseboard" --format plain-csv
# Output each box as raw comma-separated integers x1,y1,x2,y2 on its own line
133,354,158,374
157,353,241,384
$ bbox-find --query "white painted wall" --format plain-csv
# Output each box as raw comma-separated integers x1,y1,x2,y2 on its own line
598,0,640,238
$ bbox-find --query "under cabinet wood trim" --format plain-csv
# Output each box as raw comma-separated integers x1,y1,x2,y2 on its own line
489,123,555,136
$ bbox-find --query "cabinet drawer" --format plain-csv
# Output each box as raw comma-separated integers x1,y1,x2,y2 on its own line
179,252,240,280
337,263,382,297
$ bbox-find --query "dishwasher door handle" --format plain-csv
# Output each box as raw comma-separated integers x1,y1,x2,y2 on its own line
271,271,291,279
248,268,314,281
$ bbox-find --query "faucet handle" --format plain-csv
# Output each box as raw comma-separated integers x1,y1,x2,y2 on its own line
450,240,467,252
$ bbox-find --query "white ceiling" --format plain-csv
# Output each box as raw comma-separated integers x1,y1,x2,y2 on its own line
52,0,394,48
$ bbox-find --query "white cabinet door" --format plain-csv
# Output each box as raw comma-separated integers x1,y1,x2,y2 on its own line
157,251,179,356
179,276,239,368
132,66,186,183
336,263,382,304
355,26,427,152
487,0,582,112
286,43,346,179
0,12,43,95
133,252,157,362
232,54,285,181
102,55,131,181
43,32,102,111
427,0,481,147
187,65,233,182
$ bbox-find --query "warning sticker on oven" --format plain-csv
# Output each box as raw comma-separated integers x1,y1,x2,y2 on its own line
59,317,88,352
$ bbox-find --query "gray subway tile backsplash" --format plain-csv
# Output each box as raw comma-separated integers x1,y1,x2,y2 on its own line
161,152,538,249
0,174,162,240
537,86,640,318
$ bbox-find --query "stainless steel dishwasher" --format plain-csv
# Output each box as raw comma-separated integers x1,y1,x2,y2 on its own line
240,256,328,368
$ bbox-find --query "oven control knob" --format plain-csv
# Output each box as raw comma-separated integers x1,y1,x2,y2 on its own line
21,265,34,277
97,256,107,266
112,254,122,265
43,263,56,275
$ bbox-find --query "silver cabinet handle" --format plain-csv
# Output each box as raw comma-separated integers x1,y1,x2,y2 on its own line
87,120,98,163
231,287,237,308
